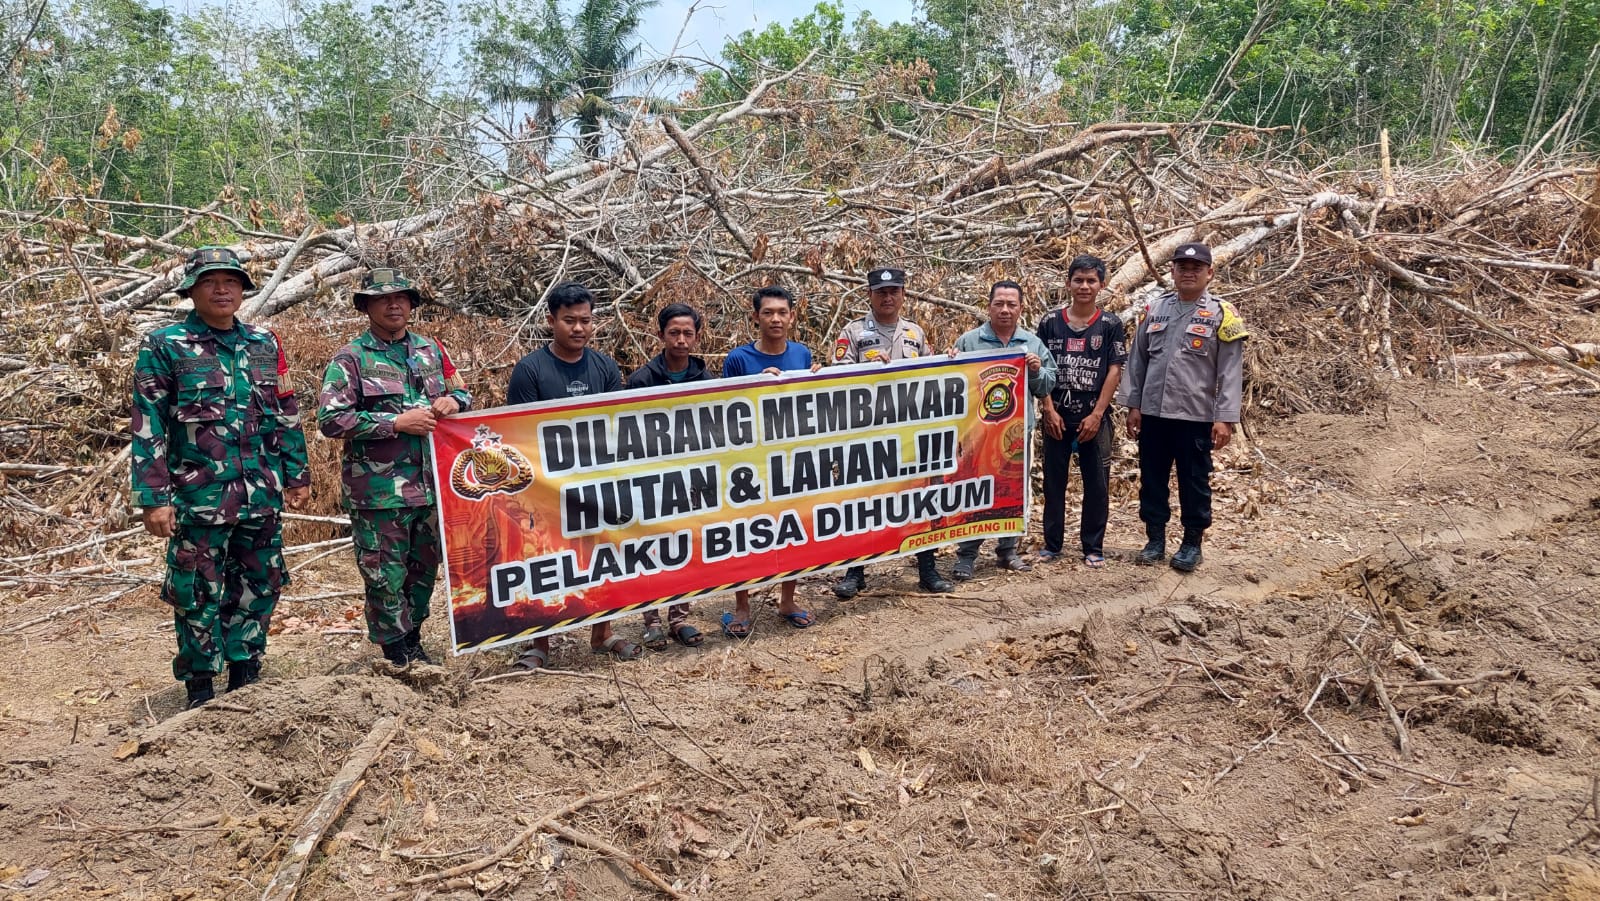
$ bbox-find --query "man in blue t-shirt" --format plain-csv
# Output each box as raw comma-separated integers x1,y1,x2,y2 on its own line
720,285,818,637
505,282,641,670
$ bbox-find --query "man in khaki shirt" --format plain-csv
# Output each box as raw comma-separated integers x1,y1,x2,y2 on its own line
829,267,954,598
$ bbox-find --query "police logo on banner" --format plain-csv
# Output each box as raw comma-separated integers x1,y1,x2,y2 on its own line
450,425,535,500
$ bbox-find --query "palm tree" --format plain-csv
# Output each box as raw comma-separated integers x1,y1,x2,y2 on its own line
476,0,667,161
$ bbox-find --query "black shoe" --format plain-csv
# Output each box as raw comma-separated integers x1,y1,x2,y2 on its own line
404,627,434,664
916,558,953,593
186,677,215,710
996,553,1033,572
952,557,976,581
1171,542,1203,572
833,567,867,599
382,639,411,669
1136,538,1167,565
225,659,260,692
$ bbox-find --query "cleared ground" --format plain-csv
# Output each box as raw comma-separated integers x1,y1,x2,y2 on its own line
2,383,1597,900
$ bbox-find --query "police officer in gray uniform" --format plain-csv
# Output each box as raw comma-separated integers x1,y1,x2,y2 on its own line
1123,243,1249,572
830,266,955,597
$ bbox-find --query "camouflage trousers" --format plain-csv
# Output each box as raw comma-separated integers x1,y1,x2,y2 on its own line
352,506,441,645
161,515,286,682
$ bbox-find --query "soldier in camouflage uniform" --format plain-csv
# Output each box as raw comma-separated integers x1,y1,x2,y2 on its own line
131,247,311,710
318,268,470,669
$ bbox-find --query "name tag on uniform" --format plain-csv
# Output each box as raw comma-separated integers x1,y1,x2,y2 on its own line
1185,323,1214,337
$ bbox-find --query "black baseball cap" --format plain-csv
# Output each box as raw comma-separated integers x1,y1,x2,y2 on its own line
1172,243,1213,265
867,267,906,290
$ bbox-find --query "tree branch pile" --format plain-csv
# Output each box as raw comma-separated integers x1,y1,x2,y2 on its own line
1,58,1598,561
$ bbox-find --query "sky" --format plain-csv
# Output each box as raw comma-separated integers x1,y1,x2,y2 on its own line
636,0,920,63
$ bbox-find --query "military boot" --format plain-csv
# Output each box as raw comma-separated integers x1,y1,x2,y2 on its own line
381,639,411,671
1170,531,1204,572
916,554,953,593
186,677,215,710
1136,525,1167,566
225,659,260,692
404,627,434,665
832,567,867,599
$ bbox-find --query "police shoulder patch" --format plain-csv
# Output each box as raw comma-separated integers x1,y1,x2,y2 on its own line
1218,301,1250,342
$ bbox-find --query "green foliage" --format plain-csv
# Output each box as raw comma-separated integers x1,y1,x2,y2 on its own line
3,0,1596,246
469,0,667,160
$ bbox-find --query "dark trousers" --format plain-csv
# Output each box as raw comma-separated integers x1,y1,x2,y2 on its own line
1137,415,1213,536
1042,412,1114,556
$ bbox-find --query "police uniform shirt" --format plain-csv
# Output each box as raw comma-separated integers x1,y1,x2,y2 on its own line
1123,290,1248,423
832,317,929,365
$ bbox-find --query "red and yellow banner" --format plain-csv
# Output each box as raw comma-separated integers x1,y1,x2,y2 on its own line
431,350,1030,653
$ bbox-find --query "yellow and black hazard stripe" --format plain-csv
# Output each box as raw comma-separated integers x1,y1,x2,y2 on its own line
453,551,905,652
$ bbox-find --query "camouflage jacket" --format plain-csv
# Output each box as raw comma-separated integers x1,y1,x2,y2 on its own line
317,330,472,510
130,313,310,524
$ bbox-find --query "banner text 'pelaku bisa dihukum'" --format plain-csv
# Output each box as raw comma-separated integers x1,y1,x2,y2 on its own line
431,350,1030,653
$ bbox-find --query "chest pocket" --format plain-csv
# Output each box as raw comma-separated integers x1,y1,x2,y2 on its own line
357,364,408,414
1145,319,1169,354
415,355,446,398
174,366,228,422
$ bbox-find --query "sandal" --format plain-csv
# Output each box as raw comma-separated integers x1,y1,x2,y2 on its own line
1083,553,1106,569
642,625,669,651
593,635,643,660
780,609,815,629
670,623,704,647
512,647,548,671
721,612,752,639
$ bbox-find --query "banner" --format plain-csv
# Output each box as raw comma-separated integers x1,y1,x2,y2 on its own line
431,350,1031,653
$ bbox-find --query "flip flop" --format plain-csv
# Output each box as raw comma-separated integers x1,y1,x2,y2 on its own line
512,647,548,671
721,612,752,639
1083,553,1106,569
780,609,815,629
670,623,704,647
593,635,643,660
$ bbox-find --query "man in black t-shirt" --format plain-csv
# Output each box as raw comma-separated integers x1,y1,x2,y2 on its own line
505,282,639,669
625,303,713,649
1035,255,1127,568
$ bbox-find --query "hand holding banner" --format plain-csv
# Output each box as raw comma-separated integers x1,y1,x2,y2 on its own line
431,350,1031,653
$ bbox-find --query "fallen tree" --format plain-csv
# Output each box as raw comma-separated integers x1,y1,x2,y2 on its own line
1,56,1598,565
